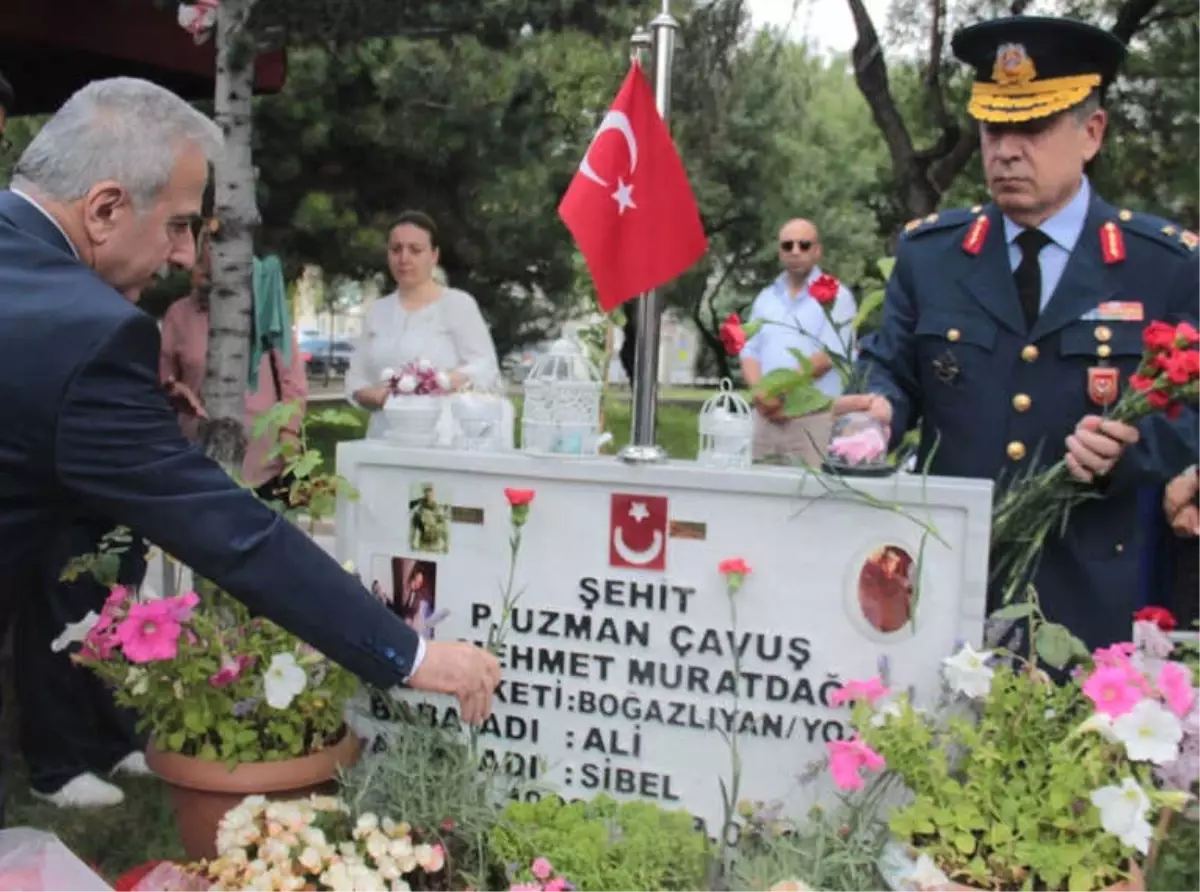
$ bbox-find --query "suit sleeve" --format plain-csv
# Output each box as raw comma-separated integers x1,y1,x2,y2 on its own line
855,238,922,448
1107,253,1200,491
55,313,423,687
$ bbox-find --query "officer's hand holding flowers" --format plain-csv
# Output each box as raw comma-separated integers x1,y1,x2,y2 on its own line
1064,416,1139,483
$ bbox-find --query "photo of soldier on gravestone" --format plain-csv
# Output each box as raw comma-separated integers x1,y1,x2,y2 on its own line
857,544,915,634
408,481,450,554
391,558,439,638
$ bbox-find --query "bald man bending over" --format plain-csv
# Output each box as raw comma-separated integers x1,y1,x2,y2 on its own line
739,219,857,465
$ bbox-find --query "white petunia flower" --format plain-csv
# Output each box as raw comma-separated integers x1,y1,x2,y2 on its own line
942,643,995,699
870,693,905,727
263,653,308,709
1112,698,1184,764
51,611,101,653
906,853,950,889
1090,778,1153,854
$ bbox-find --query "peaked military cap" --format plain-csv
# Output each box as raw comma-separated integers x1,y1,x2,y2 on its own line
951,15,1126,124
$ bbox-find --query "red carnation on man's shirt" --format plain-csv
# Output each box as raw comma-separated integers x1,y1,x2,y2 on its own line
1134,606,1177,632
808,274,840,305
719,313,747,356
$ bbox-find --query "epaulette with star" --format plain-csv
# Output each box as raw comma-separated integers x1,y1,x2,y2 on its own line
899,206,980,241
1112,208,1197,256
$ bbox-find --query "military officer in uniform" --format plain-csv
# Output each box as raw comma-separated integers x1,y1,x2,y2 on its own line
834,15,1199,651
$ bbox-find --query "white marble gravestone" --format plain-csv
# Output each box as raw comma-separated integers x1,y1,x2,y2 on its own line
335,442,992,836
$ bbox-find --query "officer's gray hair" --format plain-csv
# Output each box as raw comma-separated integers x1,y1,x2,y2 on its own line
11,77,223,208
1071,91,1103,123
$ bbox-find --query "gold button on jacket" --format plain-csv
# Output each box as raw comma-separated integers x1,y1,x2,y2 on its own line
1012,394,1032,412
1007,441,1026,461
1021,345,1039,362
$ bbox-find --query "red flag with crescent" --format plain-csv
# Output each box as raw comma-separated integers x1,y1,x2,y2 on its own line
558,63,708,312
609,493,669,572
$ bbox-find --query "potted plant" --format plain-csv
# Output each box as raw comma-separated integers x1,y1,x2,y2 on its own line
826,603,1195,892
57,403,365,860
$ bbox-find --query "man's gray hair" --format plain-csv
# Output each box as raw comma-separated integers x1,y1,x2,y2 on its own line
1071,91,1103,122
11,77,223,207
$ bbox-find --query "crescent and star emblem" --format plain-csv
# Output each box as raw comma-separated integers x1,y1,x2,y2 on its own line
611,501,663,566
578,110,639,215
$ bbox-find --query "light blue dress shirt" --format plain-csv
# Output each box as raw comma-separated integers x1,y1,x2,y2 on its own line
742,266,857,398
1002,176,1091,310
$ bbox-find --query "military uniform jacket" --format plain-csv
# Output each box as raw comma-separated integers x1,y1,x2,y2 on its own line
0,190,421,685
859,192,1199,650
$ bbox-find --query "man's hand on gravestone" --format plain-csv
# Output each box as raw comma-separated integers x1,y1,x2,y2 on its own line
832,394,893,432
408,640,501,725
1065,415,1139,483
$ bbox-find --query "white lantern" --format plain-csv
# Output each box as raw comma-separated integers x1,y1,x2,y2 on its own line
521,338,603,457
697,379,753,468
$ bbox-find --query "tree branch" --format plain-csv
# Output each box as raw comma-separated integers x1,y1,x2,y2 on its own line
847,0,919,175
1112,0,1161,43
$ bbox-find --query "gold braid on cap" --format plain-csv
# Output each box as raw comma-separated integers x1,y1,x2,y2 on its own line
968,74,1102,123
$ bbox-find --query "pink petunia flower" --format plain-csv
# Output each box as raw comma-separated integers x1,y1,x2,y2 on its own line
1093,642,1136,668
1156,662,1196,718
826,736,885,791
544,879,569,892
1081,665,1144,718
530,858,553,881
163,591,200,623
509,885,540,892
829,677,888,707
209,653,254,688
115,600,182,663
103,585,131,614
81,614,119,660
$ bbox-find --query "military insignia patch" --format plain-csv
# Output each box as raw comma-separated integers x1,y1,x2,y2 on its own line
992,43,1037,87
1087,366,1120,407
932,351,961,385
961,215,990,256
1100,221,1126,264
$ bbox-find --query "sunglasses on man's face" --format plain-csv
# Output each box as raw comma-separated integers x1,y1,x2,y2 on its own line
780,240,814,252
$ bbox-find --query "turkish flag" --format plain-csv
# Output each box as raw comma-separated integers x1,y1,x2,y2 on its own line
558,63,708,312
609,493,669,571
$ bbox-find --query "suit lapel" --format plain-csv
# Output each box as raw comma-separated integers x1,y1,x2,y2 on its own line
1030,197,1118,342
0,190,77,258
959,205,1026,335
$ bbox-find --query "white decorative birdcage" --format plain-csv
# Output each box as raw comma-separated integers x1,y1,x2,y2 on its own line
697,380,753,468
521,338,603,457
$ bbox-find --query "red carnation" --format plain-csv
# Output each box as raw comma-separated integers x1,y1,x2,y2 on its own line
1160,349,1200,386
719,313,748,356
718,557,751,576
1176,322,1200,346
1143,320,1178,352
809,274,840,305
504,488,536,507
1146,389,1172,411
1129,373,1157,393
1134,606,1177,632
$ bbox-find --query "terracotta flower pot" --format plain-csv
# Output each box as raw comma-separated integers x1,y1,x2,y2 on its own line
932,862,1144,892
146,729,361,861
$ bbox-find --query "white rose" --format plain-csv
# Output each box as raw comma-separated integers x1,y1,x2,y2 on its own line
395,375,417,394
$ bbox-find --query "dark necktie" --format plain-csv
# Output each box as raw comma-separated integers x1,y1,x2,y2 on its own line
1013,228,1051,331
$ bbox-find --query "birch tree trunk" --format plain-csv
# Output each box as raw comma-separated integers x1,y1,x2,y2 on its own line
201,0,261,472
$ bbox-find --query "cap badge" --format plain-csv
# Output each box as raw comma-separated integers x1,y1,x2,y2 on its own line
992,43,1037,86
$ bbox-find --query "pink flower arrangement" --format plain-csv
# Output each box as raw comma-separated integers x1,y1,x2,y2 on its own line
828,425,888,466
509,857,572,891
384,359,451,397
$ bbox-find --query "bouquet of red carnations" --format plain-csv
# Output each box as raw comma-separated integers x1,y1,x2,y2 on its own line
382,359,451,397
991,320,1199,606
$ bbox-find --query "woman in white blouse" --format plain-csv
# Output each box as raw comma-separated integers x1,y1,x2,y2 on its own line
346,211,504,442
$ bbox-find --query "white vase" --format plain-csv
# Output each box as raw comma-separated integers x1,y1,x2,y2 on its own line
382,395,442,447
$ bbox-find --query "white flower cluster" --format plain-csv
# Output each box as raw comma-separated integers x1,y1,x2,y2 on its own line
205,794,446,892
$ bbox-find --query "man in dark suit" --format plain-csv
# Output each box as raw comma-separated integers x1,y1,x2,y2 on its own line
0,77,500,821
834,16,1199,652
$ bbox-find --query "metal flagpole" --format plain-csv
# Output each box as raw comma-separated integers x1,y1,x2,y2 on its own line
618,1,678,466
